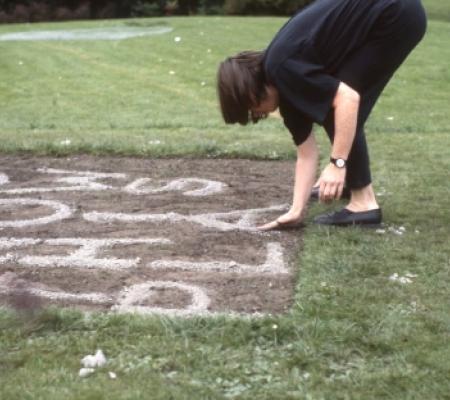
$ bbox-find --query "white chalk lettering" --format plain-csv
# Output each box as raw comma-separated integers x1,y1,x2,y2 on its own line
0,168,127,194
0,237,169,269
0,198,72,228
148,242,288,274
124,177,227,197
112,281,211,317
0,273,210,316
17,238,171,270
0,238,41,263
0,272,113,303
0,173,9,185
84,204,288,232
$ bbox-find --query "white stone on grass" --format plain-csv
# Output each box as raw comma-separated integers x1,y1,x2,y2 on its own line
81,350,107,368
108,371,117,379
79,368,95,378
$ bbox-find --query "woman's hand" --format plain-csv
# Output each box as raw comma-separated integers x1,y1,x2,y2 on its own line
257,208,304,231
318,163,346,202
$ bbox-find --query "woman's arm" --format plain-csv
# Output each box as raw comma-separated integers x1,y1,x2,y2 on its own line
258,132,318,230
318,81,360,201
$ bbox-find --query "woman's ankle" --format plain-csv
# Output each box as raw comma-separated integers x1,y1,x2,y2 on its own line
347,184,379,212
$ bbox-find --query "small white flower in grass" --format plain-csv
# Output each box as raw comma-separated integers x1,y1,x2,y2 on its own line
79,368,95,378
148,140,162,145
169,70,175,75
174,36,181,42
303,372,311,379
376,229,386,234
201,81,206,86
60,139,71,146
320,281,327,287
387,116,395,121
272,324,278,330
199,31,204,36
388,226,404,236
207,49,212,53
389,273,416,284
18,61,23,65
108,371,117,379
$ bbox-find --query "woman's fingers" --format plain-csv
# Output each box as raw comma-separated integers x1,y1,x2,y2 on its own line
257,212,303,231
336,182,344,199
320,181,344,202
320,181,335,202
257,219,280,231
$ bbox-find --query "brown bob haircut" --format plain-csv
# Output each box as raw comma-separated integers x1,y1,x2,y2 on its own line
217,50,267,125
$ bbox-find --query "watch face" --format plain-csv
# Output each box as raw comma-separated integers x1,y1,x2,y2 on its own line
336,159,346,168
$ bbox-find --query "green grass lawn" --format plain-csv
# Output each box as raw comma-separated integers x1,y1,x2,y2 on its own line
1,2,450,399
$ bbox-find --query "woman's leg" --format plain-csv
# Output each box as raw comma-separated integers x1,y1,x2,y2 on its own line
315,1,426,221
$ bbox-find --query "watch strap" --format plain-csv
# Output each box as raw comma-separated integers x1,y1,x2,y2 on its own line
330,157,347,168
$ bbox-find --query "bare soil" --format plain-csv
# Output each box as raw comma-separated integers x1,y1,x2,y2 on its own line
0,155,303,316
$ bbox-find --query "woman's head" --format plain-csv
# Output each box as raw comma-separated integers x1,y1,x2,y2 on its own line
217,50,278,125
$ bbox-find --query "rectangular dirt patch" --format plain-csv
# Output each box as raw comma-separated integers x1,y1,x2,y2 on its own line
0,156,302,317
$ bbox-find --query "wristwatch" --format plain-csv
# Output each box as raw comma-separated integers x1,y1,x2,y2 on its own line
330,157,347,168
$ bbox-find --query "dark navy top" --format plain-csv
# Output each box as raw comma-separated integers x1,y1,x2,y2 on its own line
264,0,397,145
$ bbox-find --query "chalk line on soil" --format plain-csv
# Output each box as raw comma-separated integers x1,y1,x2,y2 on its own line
0,168,128,194
3,238,172,270
1,272,209,316
148,242,288,275
0,272,264,317
0,174,9,185
0,272,112,303
0,157,300,316
112,281,211,317
0,198,73,228
84,204,288,232
123,177,227,197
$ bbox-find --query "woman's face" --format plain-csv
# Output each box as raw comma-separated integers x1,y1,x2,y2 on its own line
250,85,279,121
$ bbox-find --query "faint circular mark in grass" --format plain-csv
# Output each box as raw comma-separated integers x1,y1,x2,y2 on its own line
0,26,173,41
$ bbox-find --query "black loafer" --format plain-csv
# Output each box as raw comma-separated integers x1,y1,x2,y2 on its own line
313,208,382,227
310,186,351,201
